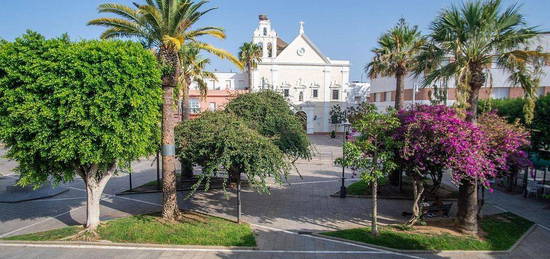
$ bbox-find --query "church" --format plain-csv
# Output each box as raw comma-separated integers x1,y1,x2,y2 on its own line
188,15,351,134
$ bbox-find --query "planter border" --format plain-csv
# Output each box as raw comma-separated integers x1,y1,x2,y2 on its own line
311,223,537,255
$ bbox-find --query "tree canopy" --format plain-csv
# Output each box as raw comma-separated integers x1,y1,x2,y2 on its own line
175,111,289,193
0,32,162,230
225,91,312,161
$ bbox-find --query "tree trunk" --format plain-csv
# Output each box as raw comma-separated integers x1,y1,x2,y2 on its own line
181,159,194,180
407,177,425,227
371,178,379,236
81,164,115,231
237,175,242,224
394,69,405,111
159,46,180,221
388,69,406,186
456,75,483,235
182,78,191,121
247,65,253,92
456,179,478,235
466,85,481,123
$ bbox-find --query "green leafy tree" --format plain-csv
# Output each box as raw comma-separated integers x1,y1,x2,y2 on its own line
238,42,263,90
533,94,550,152
415,0,548,235
225,91,312,165
175,111,290,222
365,18,425,111
88,0,228,220
0,32,162,234
336,104,399,236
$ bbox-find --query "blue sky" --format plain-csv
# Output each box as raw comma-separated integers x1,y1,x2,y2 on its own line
1,0,549,80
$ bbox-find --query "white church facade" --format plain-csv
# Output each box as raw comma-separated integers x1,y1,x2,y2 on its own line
188,15,351,134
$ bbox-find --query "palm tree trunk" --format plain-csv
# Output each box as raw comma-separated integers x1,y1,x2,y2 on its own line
457,73,484,235
394,69,405,110
159,46,180,221
247,65,252,92
182,78,191,121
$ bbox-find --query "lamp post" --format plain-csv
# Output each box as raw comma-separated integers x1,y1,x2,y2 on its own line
340,121,352,198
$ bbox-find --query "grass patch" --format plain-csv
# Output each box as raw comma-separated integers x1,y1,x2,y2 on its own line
3,213,256,247
347,180,370,195
321,212,532,250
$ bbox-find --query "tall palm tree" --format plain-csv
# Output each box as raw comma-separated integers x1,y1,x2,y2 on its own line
366,18,425,111
88,0,226,221
179,42,241,121
179,44,216,121
415,0,548,235
238,42,262,91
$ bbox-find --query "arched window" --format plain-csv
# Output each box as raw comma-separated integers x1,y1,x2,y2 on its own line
267,42,273,57
299,91,304,102
263,27,268,36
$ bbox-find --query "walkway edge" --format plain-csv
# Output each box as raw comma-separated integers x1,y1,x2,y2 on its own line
311,224,537,256
0,240,257,250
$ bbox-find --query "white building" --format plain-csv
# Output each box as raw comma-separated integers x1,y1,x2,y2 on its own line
369,34,550,111
191,15,352,134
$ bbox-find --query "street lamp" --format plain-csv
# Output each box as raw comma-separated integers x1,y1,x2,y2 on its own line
340,121,352,198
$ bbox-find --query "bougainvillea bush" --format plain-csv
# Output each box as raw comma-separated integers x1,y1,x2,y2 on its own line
392,105,531,226
396,105,495,187
478,112,532,175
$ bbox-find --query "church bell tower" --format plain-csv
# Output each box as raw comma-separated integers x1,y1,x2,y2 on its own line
253,14,278,59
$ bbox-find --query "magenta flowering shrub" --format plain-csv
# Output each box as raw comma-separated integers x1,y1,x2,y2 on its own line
395,105,492,187
478,112,532,174
395,105,531,189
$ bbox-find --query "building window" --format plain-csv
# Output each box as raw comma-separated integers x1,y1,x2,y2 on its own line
312,89,318,98
189,98,200,114
537,87,546,97
208,102,216,111
385,91,391,102
332,89,339,100
491,87,510,99
263,27,267,36
299,91,304,101
372,93,377,102
225,80,232,89
354,96,361,103
283,89,290,97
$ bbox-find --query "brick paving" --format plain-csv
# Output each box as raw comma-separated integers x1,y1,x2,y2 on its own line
0,135,549,258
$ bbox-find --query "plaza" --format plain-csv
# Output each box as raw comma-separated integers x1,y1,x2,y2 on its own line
1,136,549,258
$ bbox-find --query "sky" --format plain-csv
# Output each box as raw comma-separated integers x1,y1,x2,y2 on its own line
1,0,550,81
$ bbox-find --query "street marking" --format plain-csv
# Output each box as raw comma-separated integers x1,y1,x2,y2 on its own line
250,224,423,259
29,197,86,202
0,243,388,254
66,186,162,208
0,207,83,238
537,224,550,232
286,178,359,185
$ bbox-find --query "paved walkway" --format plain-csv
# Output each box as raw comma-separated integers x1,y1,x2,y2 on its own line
0,136,549,258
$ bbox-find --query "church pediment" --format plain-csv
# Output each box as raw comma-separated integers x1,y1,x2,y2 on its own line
275,34,330,64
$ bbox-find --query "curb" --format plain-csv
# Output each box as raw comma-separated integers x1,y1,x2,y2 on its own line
0,240,257,250
311,223,538,255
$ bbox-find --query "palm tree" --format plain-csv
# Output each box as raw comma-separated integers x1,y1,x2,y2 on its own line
415,0,548,235
238,42,262,90
88,0,226,221
366,18,425,111
179,43,241,121
179,44,215,121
